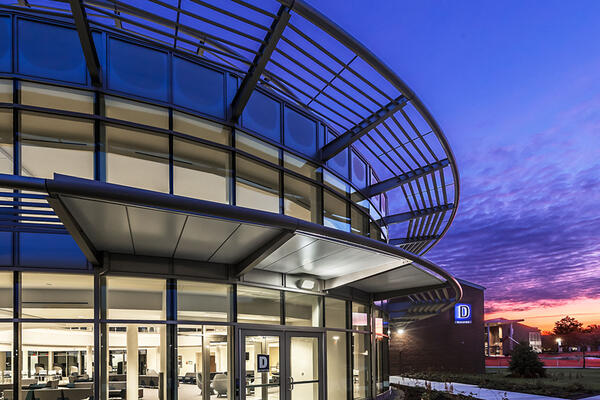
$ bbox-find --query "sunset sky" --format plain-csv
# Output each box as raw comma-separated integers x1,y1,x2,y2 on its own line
310,0,600,331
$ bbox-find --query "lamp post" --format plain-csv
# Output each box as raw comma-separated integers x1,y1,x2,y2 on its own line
556,338,562,353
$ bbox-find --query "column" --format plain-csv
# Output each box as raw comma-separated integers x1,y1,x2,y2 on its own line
127,326,139,400
0,351,5,383
159,325,166,400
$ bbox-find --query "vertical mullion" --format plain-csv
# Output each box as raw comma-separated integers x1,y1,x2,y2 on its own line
94,91,106,182
168,110,174,195
94,271,107,400
166,278,177,400
231,130,236,206
280,290,285,326
346,301,352,400
13,271,21,400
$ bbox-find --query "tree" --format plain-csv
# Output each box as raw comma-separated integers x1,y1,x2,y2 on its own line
553,316,583,335
509,342,546,378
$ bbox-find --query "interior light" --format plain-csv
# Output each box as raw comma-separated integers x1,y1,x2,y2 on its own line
397,328,405,335
332,335,340,341
296,279,316,290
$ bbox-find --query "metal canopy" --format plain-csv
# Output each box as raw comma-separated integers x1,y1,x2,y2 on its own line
0,173,461,302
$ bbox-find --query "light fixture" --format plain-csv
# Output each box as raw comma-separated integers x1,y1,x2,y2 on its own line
397,328,405,335
296,279,316,290
332,336,340,341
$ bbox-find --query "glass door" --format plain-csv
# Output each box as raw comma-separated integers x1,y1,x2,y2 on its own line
285,332,322,400
241,330,282,400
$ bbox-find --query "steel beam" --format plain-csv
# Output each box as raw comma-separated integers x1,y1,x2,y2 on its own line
69,0,103,87
389,235,441,247
320,95,408,161
229,5,291,122
234,230,295,277
364,158,449,197
380,203,454,225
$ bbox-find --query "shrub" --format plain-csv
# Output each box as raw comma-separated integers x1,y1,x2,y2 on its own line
508,342,546,378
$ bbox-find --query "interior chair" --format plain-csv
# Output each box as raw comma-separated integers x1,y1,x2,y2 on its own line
211,374,228,398
195,373,202,394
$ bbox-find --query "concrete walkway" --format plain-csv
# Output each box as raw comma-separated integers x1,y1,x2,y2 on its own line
390,376,568,400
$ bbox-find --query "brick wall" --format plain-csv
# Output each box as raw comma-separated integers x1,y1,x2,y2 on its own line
389,284,485,374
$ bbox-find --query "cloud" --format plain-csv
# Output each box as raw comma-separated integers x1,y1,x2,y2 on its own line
417,94,600,309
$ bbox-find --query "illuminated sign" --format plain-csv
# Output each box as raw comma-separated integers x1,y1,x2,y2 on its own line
375,318,383,336
256,354,269,372
352,312,368,327
454,303,472,324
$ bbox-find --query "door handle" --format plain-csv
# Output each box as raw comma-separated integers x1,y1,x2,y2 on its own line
288,376,294,391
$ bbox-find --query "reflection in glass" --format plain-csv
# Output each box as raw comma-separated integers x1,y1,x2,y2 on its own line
106,276,166,320
323,171,349,197
105,96,168,129
285,293,321,327
22,273,93,319
236,156,280,214
352,333,370,399
237,286,281,325
178,325,229,400
0,272,12,319
326,332,346,400
108,324,165,400
22,323,93,389
244,335,280,400
0,110,12,174
21,82,93,114
283,153,319,180
20,112,94,179
177,281,230,322
289,336,319,400
325,298,346,329
324,191,349,232
351,206,368,237
173,112,230,145
352,303,369,331
236,132,279,165
0,79,11,103
173,138,230,203
283,174,319,223
106,126,169,193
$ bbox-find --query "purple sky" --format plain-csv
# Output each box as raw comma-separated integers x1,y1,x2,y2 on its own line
308,0,600,323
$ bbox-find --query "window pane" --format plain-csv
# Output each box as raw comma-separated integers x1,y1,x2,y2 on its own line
326,332,346,400
106,126,169,193
236,156,280,213
352,333,370,399
22,273,93,319
0,272,11,318
283,153,319,180
351,151,367,189
0,323,12,385
0,109,13,174
324,191,349,232
177,325,230,400
369,222,382,242
173,112,229,145
352,303,369,331
351,206,368,236
325,298,345,329
285,292,321,327
173,138,230,203
0,79,12,102
173,57,225,119
237,286,280,325
20,233,87,268
324,171,349,197
284,174,319,223
105,96,168,129
177,281,230,322
21,82,93,114
284,106,317,157
242,91,280,143
23,323,94,386
236,132,279,165
0,18,9,73
20,112,94,179
108,324,166,400
106,276,166,320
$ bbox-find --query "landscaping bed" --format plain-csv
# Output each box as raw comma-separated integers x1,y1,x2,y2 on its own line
390,384,480,400
398,368,600,399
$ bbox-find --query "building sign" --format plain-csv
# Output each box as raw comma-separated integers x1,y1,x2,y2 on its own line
352,312,368,327
454,303,472,324
257,354,269,372
375,317,384,336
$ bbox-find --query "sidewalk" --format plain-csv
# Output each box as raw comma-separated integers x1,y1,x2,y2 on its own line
391,376,568,400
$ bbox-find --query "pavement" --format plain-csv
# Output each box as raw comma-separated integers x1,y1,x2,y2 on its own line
391,376,570,400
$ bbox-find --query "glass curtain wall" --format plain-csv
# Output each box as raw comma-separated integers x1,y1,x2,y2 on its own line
0,77,389,242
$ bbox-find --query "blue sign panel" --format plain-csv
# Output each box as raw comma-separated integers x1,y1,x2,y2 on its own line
454,303,472,324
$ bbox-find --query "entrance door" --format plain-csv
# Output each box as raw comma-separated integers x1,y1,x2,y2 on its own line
241,330,283,400
240,331,322,400
284,332,322,400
